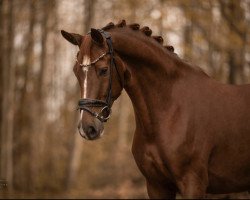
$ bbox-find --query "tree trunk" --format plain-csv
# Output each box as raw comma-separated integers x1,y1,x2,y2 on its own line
158,0,165,36
0,0,15,190
37,0,49,100
219,0,247,84
128,0,137,22
30,0,52,190
0,0,3,176
228,51,236,84
181,2,194,60
83,0,95,33
183,22,193,60
13,0,36,191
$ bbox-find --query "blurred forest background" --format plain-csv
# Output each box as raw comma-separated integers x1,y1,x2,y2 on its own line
0,0,250,199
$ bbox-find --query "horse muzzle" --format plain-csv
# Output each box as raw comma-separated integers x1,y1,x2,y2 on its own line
78,112,104,140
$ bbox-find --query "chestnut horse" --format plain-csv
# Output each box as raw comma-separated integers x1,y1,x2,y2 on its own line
61,20,250,199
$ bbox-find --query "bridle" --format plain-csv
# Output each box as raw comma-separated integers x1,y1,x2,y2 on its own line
76,29,123,123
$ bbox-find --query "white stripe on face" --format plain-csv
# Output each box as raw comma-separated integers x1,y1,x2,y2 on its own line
79,56,90,138
83,69,88,98
79,56,90,139
82,55,90,99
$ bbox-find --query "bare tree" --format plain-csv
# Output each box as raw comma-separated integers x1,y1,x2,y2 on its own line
0,0,3,173
83,0,95,33
219,0,248,84
37,0,49,100
14,0,36,191
181,1,194,60
0,0,15,190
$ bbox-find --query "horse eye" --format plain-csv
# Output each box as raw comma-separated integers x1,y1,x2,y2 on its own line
99,67,108,76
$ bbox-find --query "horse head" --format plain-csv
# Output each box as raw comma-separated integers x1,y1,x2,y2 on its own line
61,28,125,140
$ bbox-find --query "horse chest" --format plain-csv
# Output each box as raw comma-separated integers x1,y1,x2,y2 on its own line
132,139,173,183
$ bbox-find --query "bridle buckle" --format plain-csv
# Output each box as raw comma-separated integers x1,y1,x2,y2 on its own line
98,106,111,121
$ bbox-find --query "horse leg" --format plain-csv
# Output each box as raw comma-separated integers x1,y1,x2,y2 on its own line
146,179,176,199
176,169,208,199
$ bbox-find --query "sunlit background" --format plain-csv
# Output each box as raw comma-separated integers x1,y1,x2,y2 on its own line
0,0,250,198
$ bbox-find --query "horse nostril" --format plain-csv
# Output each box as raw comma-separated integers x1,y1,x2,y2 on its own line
86,126,98,139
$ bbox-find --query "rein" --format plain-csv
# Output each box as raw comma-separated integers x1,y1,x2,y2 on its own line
77,29,123,123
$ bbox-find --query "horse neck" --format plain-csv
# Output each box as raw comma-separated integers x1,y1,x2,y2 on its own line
111,29,192,132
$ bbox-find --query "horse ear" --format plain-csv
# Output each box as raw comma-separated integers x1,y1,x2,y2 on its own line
61,30,83,46
90,28,104,45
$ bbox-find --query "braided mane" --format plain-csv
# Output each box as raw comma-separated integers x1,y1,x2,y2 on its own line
101,19,176,54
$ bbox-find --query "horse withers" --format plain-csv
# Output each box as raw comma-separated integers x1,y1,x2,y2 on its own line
61,20,250,199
